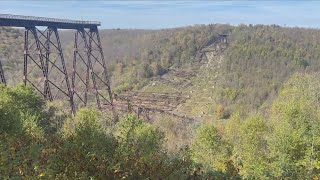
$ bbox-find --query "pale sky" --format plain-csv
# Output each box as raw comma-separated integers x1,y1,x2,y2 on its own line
1,1,320,29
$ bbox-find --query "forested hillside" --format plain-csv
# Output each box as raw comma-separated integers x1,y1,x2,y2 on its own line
2,24,320,178
2,24,320,116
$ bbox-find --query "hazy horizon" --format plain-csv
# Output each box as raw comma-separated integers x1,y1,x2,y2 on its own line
1,1,320,29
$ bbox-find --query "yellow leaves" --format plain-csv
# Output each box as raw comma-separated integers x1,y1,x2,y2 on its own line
191,121,229,173
19,167,24,176
21,113,44,141
39,172,45,177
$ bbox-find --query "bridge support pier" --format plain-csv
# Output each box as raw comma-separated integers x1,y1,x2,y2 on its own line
72,27,113,110
24,27,49,97
24,26,75,113
0,14,114,114
23,26,113,113
44,27,75,113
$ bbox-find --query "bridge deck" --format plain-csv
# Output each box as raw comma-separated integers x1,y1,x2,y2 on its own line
0,14,100,29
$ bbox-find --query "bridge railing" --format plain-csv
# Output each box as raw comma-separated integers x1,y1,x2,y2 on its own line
0,14,101,26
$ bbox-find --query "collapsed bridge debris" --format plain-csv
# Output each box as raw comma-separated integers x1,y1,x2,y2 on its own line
194,34,229,63
103,91,195,121
115,91,186,111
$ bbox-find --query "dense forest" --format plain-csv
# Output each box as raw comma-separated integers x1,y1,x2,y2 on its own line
2,23,320,178
2,73,320,179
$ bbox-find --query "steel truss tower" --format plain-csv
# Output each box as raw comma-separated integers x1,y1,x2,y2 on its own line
72,27,113,110
0,14,113,114
24,26,75,113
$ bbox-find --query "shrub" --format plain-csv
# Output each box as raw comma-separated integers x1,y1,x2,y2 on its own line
114,114,166,178
191,122,230,175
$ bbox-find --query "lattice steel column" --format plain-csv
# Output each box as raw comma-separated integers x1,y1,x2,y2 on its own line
44,27,75,113
0,60,6,85
44,27,52,101
72,29,90,108
88,27,113,105
72,27,113,110
24,26,75,113
23,27,49,98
